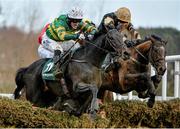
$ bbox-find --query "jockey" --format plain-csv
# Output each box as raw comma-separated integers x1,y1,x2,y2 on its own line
38,7,97,97
98,7,141,72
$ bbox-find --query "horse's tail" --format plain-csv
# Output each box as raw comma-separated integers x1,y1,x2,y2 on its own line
14,67,27,99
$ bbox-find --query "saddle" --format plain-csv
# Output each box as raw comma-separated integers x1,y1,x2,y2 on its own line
42,50,75,81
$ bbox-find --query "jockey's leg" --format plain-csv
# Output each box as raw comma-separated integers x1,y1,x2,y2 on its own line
102,54,120,73
102,54,111,72
53,50,70,97
38,45,54,58
53,50,64,77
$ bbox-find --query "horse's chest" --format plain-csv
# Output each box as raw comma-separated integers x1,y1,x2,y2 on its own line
126,61,148,74
72,67,102,86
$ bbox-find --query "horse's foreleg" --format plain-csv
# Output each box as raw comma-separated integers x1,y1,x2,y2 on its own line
151,75,162,89
76,83,99,119
14,86,24,99
89,86,99,119
75,92,93,116
138,91,150,98
97,86,107,104
146,80,156,108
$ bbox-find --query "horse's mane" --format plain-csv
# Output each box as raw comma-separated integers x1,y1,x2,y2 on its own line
135,34,164,49
151,34,163,42
135,39,152,50
136,34,163,45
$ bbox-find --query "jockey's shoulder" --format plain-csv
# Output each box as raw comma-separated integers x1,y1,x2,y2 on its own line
81,18,96,27
57,14,68,21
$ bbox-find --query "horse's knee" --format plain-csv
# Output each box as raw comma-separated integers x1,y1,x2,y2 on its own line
151,75,162,89
138,91,149,99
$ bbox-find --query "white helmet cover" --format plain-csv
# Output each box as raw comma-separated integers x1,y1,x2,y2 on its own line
68,7,83,19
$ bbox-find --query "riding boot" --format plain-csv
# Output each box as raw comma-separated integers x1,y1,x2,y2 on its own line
104,62,116,73
104,56,120,73
53,50,63,78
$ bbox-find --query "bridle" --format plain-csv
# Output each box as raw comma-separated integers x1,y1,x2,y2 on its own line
148,40,166,72
84,33,123,57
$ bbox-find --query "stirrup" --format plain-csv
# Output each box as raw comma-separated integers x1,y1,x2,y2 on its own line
104,63,114,73
54,70,63,78
54,67,63,78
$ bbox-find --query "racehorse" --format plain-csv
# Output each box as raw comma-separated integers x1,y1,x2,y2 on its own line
13,29,127,118
97,35,167,108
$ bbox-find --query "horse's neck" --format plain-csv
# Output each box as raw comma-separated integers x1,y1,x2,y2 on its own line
131,40,152,64
136,41,152,53
73,38,107,67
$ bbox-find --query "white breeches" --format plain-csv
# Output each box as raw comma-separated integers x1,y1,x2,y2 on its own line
38,33,80,58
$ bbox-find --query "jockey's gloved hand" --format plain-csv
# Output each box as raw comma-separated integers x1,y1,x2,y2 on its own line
108,23,115,29
78,33,85,40
127,23,135,31
124,40,136,48
87,34,94,41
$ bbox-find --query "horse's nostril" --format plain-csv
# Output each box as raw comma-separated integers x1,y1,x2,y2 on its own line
159,67,166,75
163,68,166,74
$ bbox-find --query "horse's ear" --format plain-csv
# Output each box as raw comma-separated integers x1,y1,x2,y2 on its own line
151,34,162,41
163,40,168,45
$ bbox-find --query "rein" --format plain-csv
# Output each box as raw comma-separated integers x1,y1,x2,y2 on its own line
85,40,119,56
132,46,148,61
130,40,153,66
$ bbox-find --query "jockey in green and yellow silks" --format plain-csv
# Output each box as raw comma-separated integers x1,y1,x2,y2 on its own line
45,15,97,42
38,7,97,58
37,7,98,97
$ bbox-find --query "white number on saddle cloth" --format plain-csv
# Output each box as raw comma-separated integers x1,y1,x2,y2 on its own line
44,62,54,72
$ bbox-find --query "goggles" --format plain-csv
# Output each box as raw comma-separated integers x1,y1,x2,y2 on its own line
69,18,82,23
119,20,128,24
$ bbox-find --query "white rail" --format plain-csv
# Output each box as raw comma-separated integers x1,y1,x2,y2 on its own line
114,55,180,101
0,93,14,99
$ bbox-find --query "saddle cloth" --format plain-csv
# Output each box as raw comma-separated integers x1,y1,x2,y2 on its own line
42,59,56,80
42,49,76,80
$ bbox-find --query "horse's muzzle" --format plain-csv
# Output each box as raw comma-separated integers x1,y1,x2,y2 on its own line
157,66,166,76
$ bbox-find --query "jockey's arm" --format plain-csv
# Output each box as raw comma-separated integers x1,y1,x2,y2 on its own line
127,23,141,40
55,26,79,41
79,19,98,35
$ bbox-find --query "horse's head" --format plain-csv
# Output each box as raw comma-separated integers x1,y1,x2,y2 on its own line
105,29,127,58
149,35,167,76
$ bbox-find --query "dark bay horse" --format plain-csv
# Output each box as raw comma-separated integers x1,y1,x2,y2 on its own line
14,29,127,117
97,35,167,108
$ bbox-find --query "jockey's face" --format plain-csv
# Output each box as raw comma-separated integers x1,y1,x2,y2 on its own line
118,20,129,32
70,22,79,30
70,19,81,30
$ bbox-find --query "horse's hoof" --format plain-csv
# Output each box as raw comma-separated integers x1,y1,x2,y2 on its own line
147,99,155,108
14,93,21,99
72,111,81,117
90,111,97,120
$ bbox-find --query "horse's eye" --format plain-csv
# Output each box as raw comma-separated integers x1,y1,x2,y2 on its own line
153,47,159,52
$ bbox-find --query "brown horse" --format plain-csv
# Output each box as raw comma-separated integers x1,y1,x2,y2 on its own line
97,35,167,108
